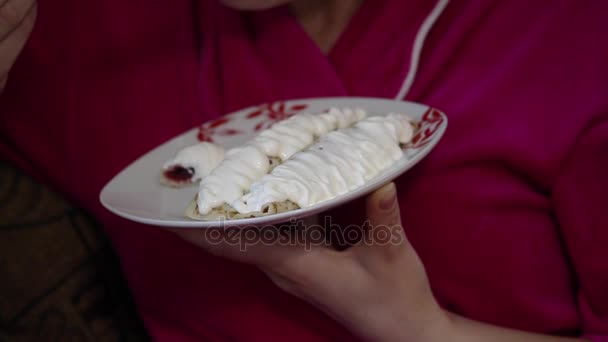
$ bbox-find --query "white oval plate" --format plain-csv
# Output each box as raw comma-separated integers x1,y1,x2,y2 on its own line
100,97,447,228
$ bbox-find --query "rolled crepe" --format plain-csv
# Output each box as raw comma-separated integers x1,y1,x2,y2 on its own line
187,112,415,221
161,142,225,187
195,108,367,216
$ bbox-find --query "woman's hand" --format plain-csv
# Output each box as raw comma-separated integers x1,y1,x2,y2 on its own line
0,0,37,93
174,183,451,341
174,184,586,342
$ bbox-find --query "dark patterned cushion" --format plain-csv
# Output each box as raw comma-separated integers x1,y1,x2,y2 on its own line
0,162,149,341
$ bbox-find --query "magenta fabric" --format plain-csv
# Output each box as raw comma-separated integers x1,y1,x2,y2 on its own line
586,337,608,342
1,0,607,340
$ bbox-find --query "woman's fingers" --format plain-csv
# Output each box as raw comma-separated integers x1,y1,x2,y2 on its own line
366,182,401,227
174,182,408,273
172,184,410,302
351,182,409,262
0,0,36,90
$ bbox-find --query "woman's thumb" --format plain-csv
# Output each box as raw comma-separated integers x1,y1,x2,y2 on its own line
366,182,401,227
357,182,408,259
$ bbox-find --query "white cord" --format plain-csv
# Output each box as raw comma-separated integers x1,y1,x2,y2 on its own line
394,0,450,101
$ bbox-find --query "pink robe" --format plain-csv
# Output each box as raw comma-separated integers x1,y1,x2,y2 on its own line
1,0,607,340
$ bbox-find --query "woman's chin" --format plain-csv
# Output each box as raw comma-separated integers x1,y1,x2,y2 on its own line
219,0,292,11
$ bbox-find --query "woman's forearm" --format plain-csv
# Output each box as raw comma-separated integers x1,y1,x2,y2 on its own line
176,185,593,342
435,311,587,342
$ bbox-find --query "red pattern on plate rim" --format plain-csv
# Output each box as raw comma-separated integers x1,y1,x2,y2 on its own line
198,102,309,142
197,116,243,142
409,108,444,148
198,103,442,147
249,102,309,132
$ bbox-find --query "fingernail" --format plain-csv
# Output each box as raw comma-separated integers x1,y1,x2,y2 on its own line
378,183,397,211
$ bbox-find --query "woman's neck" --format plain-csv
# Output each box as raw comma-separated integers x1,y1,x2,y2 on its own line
289,0,364,54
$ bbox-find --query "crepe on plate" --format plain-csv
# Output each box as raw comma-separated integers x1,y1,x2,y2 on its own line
162,109,415,220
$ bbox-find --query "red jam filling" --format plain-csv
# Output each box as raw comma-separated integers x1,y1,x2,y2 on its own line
164,166,195,183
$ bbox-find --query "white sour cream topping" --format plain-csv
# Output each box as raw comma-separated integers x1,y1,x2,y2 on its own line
234,113,414,213
196,108,367,215
163,142,225,182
